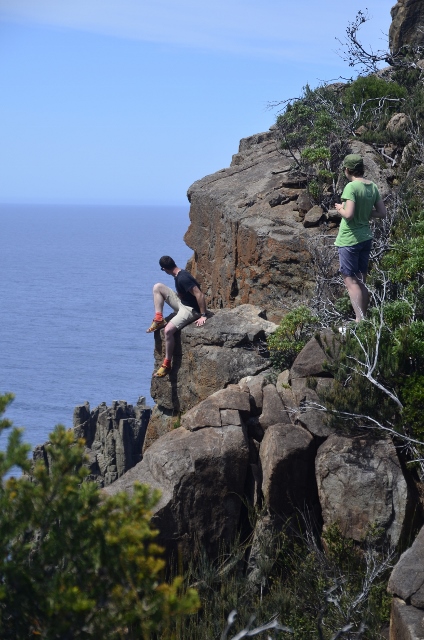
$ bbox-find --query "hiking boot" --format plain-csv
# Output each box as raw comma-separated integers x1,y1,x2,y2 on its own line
146,318,167,333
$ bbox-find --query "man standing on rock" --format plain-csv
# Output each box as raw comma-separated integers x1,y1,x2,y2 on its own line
146,255,207,377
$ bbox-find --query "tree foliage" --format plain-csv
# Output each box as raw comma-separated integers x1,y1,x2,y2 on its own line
0,395,199,639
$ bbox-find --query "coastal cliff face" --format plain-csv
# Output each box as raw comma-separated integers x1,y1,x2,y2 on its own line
185,132,317,323
185,132,393,323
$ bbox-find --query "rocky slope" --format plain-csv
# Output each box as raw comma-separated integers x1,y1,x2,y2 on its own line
106,329,420,559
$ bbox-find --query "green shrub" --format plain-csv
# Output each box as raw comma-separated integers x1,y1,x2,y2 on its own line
163,523,393,639
267,306,318,371
0,394,199,639
341,75,406,129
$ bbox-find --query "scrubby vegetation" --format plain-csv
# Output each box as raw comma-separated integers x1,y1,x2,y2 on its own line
268,19,424,480
161,519,393,640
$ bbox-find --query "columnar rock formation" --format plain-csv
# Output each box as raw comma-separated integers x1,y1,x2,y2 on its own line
33,398,151,487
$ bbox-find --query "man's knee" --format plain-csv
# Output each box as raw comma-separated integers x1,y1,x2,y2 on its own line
164,321,178,336
153,282,166,294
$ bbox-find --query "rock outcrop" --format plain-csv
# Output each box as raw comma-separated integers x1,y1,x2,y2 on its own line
388,525,424,639
33,398,151,487
185,132,393,323
104,331,418,558
316,434,410,547
144,304,276,449
390,0,424,55
104,424,250,557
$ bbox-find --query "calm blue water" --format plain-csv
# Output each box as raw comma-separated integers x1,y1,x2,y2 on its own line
0,204,192,451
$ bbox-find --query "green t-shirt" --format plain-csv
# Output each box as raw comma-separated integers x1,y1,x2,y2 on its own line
334,180,381,247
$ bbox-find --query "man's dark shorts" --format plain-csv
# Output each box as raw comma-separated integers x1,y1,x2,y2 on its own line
338,239,372,277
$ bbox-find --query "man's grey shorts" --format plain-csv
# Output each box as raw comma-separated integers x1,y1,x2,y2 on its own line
338,239,372,277
163,287,200,330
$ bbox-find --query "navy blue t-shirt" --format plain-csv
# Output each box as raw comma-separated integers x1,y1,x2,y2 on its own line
174,270,201,312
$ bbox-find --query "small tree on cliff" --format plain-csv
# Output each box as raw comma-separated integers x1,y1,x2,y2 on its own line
0,393,199,639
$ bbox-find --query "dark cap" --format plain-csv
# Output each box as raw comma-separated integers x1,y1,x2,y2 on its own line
342,154,364,171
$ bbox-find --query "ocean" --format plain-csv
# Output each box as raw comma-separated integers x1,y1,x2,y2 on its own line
0,204,193,452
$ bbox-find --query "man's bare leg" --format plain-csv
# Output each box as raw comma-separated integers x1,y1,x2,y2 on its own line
343,273,369,322
164,322,178,361
153,321,178,377
153,282,170,315
146,283,171,333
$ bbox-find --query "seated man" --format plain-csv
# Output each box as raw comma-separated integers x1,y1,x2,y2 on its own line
146,255,207,377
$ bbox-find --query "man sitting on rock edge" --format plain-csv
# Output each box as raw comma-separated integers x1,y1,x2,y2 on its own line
146,255,207,377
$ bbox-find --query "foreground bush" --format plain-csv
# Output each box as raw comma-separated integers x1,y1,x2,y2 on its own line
0,393,199,639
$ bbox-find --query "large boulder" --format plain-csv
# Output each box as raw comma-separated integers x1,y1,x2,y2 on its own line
103,425,250,557
390,0,424,54
258,384,291,430
315,435,410,546
287,330,338,439
389,598,424,640
181,385,251,431
259,423,317,517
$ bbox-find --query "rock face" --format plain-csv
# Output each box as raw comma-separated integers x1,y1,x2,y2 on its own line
33,398,151,487
259,423,317,517
389,598,424,640
144,305,276,449
387,525,424,639
390,0,424,54
185,131,393,323
104,330,419,561
104,424,250,557
315,434,409,546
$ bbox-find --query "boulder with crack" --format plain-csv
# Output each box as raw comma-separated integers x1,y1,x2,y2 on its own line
104,424,250,558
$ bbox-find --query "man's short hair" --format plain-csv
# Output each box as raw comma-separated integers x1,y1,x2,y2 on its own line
159,255,176,270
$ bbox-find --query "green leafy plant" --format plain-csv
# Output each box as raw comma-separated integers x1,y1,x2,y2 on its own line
267,306,318,371
0,394,199,639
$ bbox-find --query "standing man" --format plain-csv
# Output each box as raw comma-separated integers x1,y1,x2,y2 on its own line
146,255,207,377
334,154,387,323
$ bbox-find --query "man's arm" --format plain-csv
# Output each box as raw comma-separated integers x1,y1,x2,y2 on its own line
190,286,207,327
335,199,355,220
371,199,387,219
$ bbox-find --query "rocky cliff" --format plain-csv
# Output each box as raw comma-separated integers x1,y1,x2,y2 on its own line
106,329,420,560
184,132,393,324
390,0,424,54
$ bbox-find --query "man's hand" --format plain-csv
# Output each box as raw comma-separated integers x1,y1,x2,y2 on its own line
189,285,207,327
335,200,355,220
195,316,206,327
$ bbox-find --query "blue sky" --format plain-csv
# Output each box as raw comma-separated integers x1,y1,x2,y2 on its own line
0,0,393,205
